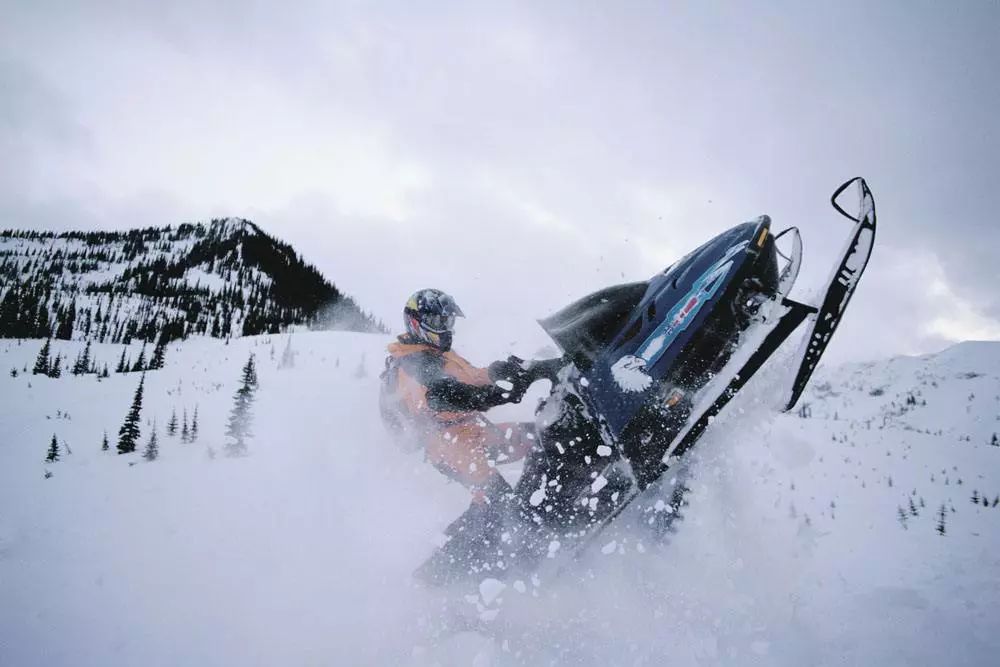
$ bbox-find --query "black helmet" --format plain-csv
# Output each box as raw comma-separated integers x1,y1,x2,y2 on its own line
404,288,465,351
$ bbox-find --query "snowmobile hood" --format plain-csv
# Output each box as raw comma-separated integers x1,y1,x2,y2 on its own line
540,218,775,438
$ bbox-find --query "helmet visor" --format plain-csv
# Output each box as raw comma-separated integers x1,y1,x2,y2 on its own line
421,312,457,333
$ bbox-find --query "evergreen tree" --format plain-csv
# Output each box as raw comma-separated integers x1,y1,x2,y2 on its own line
190,405,199,442
35,302,51,338
100,363,109,378
72,341,92,375
117,374,145,454
279,336,295,369
55,299,76,340
992,433,999,447
181,410,189,443
131,344,147,373
115,348,128,373
49,353,62,378
167,409,178,436
972,490,980,504
225,354,258,457
896,506,908,530
45,434,60,462
149,340,167,370
936,503,947,536
32,339,51,375
101,431,109,452
908,497,918,517
142,422,159,462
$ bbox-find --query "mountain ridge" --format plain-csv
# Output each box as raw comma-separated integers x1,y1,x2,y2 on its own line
0,218,387,344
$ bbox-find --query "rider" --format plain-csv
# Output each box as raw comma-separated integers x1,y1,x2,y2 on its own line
380,289,538,513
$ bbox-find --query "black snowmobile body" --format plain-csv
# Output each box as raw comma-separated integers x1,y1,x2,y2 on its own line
417,178,877,586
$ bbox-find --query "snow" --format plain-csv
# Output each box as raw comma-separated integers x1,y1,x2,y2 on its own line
591,474,608,494
2,333,1000,665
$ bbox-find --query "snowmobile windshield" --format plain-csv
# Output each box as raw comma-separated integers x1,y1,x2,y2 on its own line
539,281,649,370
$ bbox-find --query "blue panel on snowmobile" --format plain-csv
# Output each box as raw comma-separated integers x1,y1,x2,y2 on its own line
574,219,770,439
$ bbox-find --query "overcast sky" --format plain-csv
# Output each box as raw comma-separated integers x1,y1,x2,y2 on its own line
2,0,998,363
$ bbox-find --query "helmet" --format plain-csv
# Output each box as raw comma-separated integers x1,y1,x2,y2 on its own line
404,289,465,351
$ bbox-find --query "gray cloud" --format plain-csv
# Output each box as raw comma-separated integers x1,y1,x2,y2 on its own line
1,0,998,361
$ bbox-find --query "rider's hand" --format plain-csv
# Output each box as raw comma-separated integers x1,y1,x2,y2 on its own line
489,356,533,403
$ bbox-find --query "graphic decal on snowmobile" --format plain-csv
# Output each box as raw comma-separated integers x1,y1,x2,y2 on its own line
633,240,749,368
609,240,751,394
609,355,652,393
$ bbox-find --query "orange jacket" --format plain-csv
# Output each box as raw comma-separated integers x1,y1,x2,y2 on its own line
381,339,495,428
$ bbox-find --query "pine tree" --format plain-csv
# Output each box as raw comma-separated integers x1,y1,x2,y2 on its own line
936,503,947,536
180,410,190,443
279,336,295,369
896,506,908,529
225,354,258,457
131,344,147,373
33,339,51,375
167,409,178,436
49,353,62,378
908,497,918,517
143,422,159,461
149,340,167,370
45,434,60,462
72,341,92,375
190,405,199,442
100,363,109,378
115,348,128,373
992,433,999,447
117,374,145,454
101,431,109,452
972,490,980,504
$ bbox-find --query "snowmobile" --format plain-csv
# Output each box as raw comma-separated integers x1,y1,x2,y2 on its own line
417,177,877,586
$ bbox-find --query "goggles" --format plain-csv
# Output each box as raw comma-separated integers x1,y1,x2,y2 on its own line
421,312,457,333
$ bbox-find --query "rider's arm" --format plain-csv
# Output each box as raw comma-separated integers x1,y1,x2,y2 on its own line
425,377,512,412
402,352,515,412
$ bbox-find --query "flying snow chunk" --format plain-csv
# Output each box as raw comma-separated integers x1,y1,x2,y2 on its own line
596,445,612,457
496,380,514,391
610,355,653,393
513,580,527,594
547,540,561,557
529,488,546,507
591,475,608,494
601,540,617,555
479,578,507,606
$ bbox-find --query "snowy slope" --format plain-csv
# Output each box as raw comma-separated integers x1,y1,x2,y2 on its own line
1,335,999,666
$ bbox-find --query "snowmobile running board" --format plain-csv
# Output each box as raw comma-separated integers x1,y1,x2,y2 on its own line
657,177,877,474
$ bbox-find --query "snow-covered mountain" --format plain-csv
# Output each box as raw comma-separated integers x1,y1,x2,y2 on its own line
0,334,998,666
0,219,385,345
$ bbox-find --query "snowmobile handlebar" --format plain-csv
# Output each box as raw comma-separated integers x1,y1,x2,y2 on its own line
519,357,566,385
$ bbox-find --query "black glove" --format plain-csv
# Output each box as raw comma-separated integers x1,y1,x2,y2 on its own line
488,356,532,402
